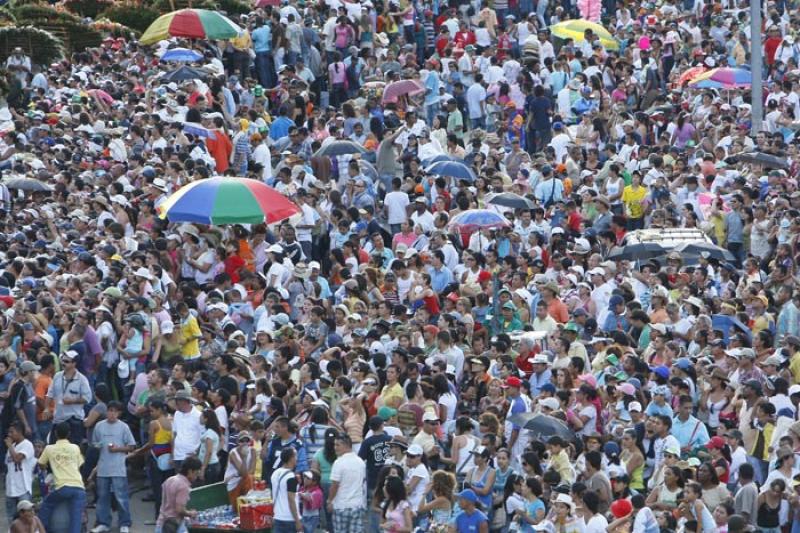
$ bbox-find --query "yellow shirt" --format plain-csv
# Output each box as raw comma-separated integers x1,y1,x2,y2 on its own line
549,449,574,484
789,351,800,383
622,185,647,219
179,314,201,359
380,382,404,408
230,30,252,52
39,439,85,489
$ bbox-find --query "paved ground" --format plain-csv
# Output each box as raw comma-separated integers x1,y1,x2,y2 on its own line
1,468,156,533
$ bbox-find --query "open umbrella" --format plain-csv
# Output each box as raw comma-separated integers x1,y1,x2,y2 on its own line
712,314,752,345
425,160,477,182
183,122,217,139
689,67,751,89
729,151,790,169
607,242,666,262
507,413,574,441
678,66,707,86
87,89,114,104
160,47,204,62
448,209,511,231
161,66,209,82
157,177,301,225
140,9,242,45
382,79,425,103
672,241,735,262
486,192,536,210
550,19,619,50
313,140,367,158
3,177,52,192
358,160,379,181
422,154,462,165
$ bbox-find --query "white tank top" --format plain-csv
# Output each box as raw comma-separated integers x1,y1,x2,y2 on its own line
456,435,478,476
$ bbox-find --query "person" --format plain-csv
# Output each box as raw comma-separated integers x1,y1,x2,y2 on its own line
10,500,45,533
4,421,36,521
224,431,257,512
358,415,392,500
451,489,488,533
379,476,413,533
271,447,303,533
36,422,87,533
679,482,717,533
89,401,136,533
198,408,222,485
129,399,173,522
298,470,324,533
46,351,92,444
755,479,785,533
155,456,202,533
328,433,367,533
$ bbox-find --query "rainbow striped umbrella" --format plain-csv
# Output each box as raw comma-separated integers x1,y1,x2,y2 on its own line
157,177,301,225
689,67,751,89
140,9,241,46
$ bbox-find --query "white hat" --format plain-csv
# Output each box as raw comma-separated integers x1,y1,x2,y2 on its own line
628,401,643,413
134,267,152,280
207,302,229,314
588,267,605,277
161,321,175,334
540,397,560,411
422,411,440,423
551,227,565,235
152,178,169,192
407,444,424,455
553,493,575,512
788,384,800,396
529,353,551,366
266,244,284,254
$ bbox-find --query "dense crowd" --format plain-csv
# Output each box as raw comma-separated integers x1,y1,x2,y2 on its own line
2,0,800,532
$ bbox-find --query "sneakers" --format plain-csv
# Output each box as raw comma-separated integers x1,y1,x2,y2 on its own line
120,527,130,533
90,526,109,533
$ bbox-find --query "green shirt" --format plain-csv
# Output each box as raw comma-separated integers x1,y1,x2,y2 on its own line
447,109,464,139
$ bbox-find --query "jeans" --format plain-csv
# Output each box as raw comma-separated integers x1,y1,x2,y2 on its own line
6,492,32,522
300,241,313,262
727,242,744,266
471,117,486,130
155,521,188,533
366,507,381,533
303,515,320,533
536,0,549,27
149,455,173,519
39,485,87,533
273,519,298,533
95,476,132,528
425,102,441,127
255,51,275,88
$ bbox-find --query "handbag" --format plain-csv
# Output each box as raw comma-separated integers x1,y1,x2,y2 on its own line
156,453,173,472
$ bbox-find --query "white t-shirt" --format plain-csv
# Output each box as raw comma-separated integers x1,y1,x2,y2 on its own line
330,452,366,509
384,191,410,225
4,438,35,497
271,467,300,522
405,462,430,511
466,84,487,120
296,204,319,243
585,514,609,533
578,404,598,436
266,262,287,289
173,408,204,460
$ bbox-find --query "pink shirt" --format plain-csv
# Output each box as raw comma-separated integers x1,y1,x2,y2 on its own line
156,474,191,527
329,62,347,84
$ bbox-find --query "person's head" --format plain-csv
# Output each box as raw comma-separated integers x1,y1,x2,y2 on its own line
382,475,407,507
334,433,353,456
54,421,70,441
106,401,124,423
180,456,203,482
7,421,25,443
280,446,298,469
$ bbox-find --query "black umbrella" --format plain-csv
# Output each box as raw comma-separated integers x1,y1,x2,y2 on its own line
3,177,53,192
161,66,209,82
487,192,536,210
672,241,735,262
312,140,367,158
507,413,574,441
727,151,789,169
607,242,666,261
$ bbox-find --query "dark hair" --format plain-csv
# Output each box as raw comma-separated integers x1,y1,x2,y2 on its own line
55,422,70,440
280,447,297,464
322,428,338,464
381,476,408,517
180,456,202,475
202,409,221,434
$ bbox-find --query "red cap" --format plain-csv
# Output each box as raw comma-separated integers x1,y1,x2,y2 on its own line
423,325,440,336
478,271,492,283
503,376,523,388
610,499,633,519
707,436,726,450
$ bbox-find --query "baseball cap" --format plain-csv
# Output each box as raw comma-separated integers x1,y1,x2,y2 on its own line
503,376,522,388
406,444,424,456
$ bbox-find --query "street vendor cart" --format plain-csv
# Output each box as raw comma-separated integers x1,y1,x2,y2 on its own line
187,482,272,533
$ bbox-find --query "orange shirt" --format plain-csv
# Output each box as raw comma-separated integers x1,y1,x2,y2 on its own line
35,374,53,421
548,298,569,324
205,130,233,173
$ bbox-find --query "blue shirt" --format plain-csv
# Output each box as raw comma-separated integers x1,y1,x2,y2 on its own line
454,509,488,533
529,368,552,398
269,116,295,141
725,211,744,244
252,25,272,53
508,395,527,431
427,265,453,293
671,415,710,450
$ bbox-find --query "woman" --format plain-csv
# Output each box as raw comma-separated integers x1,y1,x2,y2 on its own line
442,416,479,482
328,51,348,107
129,399,173,520
699,369,731,433
620,428,645,493
198,409,222,485
756,479,786,533
311,428,338,530
697,462,730,511
622,173,647,230
418,470,455,525
645,465,683,512
706,436,731,485
464,447,496,517
380,476,413,533
680,482,717,533
550,494,584,533
478,380,507,419
712,502,734,533
515,477,546,532
224,431,257,512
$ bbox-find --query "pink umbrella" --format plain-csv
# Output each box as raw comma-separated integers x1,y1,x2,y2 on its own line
382,79,425,103
88,89,114,104
255,0,280,6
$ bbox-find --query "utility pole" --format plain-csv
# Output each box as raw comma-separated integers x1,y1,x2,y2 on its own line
751,0,763,134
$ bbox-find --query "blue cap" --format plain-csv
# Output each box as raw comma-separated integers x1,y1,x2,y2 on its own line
354,221,368,233
540,383,556,394
457,489,479,503
142,166,156,178
541,164,553,175
21,278,35,287
609,295,624,308
628,377,642,390
553,122,564,130
33,240,47,249
603,441,620,457
650,365,670,379
675,358,691,370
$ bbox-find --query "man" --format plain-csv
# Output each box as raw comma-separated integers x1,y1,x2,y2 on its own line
37,422,86,533
528,353,553,397
156,457,201,533
270,448,302,533
411,411,441,457
262,416,308,481
4,421,35,521
359,416,392,500
35,355,55,443
46,351,92,444
10,500,44,533
466,73,487,129
171,390,204,471
672,395,710,454
733,463,758,525
327,434,366,533
1,360,39,441
503,376,530,469
583,450,612,514
90,401,136,533
453,489,489,533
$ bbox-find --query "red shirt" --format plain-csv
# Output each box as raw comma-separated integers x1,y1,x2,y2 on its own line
454,31,476,48
567,211,582,233
765,36,783,65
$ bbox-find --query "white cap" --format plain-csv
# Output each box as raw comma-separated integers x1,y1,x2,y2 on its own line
160,321,174,334
628,401,643,413
540,397,560,411
422,411,440,422
407,444,424,455
788,384,800,396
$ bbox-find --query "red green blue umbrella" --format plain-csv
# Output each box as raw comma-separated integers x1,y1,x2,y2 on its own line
140,9,242,46
689,67,751,89
157,177,301,225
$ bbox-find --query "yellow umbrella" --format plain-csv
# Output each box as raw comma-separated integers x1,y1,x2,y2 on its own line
550,19,619,51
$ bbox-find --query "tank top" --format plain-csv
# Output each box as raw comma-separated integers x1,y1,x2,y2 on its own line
468,466,493,509
151,419,172,457
455,436,478,477
706,395,728,428
757,499,781,528
657,485,681,508
690,501,717,533
606,178,623,203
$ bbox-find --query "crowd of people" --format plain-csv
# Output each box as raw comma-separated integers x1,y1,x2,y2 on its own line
2,0,800,532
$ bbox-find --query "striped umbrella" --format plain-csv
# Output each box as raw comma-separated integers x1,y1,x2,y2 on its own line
140,9,242,46
157,177,301,225
689,68,752,89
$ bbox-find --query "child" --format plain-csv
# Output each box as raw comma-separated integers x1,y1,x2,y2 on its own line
117,315,144,384
249,420,266,481
298,470,323,533
249,379,270,421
